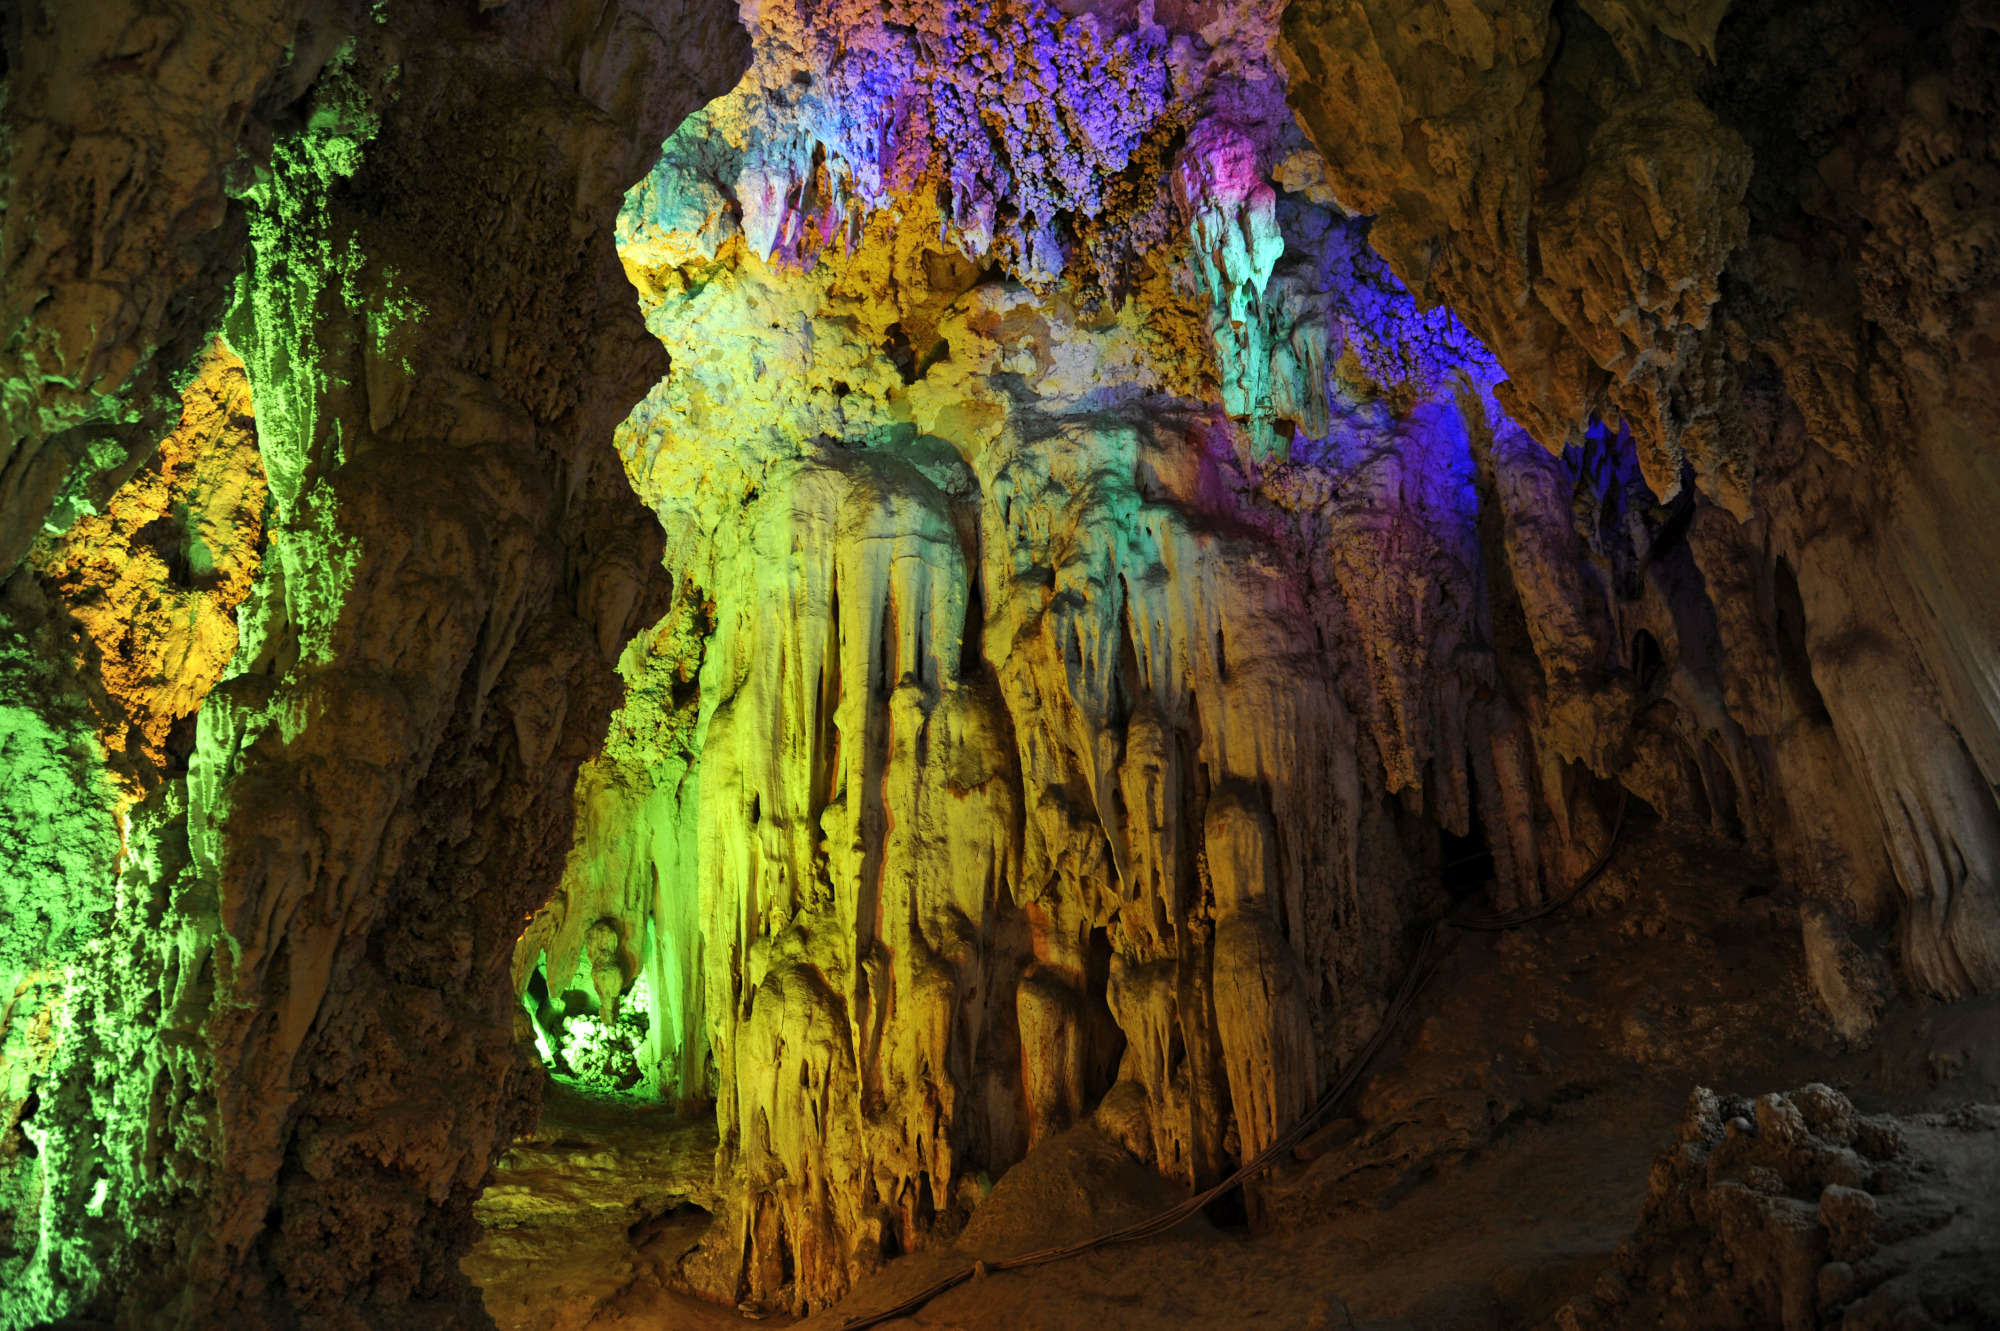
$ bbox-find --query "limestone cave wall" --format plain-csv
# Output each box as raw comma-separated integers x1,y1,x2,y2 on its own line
0,0,1993,1327
0,1,746,1324
510,0,1999,1315
1280,0,2000,999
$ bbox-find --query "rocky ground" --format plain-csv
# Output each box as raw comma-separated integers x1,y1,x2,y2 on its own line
463,1088,722,1331
467,818,2000,1329
6,1,1997,1326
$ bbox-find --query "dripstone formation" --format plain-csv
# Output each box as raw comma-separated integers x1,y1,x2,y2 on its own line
1,1,747,1323
0,0,1994,1328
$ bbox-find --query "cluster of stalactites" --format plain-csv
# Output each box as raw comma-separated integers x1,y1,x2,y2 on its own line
721,0,1185,283
685,453,1021,1309
635,407,1379,1311
636,0,1393,298
589,2,1704,1314
977,418,1357,1181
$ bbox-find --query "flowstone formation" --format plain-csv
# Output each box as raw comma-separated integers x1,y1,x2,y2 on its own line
501,0,1993,1316
0,0,1995,1326
1279,0,2000,1003
0,1,747,1327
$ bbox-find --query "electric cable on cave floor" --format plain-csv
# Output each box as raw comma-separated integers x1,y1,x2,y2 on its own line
833,791,1633,1331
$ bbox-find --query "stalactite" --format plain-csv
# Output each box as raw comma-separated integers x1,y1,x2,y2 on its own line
2,0,1996,1326
561,2,1999,1310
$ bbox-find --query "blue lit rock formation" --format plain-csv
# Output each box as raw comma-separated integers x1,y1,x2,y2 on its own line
0,0,1996,1328
1281,0,2000,1003
502,0,2000,1316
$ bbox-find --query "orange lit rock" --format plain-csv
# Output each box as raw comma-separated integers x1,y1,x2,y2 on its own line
32,338,266,795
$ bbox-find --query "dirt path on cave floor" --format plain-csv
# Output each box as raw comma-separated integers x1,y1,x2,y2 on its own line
475,823,2000,1331
794,1085,1674,1331
567,1078,1673,1331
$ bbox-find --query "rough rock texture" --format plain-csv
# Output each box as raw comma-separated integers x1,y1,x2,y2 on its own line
1279,0,1752,500
29,338,267,795
1279,0,2000,1004
0,1,747,1327
1551,1086,2000,1331
1258,826,1835,1235
0,0,311,577
495,0,1989,1317
0,0,1996,1326
461,1084,721,1331
736,819,1987,1331
573,4,1528,1306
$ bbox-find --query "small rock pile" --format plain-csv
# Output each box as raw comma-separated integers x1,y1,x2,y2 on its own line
1551,1084,2000,1330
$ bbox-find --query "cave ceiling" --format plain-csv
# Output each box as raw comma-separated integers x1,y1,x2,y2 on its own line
0,0,1996,1327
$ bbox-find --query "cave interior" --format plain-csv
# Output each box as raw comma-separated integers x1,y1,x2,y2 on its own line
1,0,1999,1327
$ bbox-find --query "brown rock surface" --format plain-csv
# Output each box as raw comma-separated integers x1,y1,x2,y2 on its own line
0,1,748,1327
0,0,332,575
462,1083,722,1331
1551,1088,2000,1331
1281,0,2000,1006
0,0,1995,1327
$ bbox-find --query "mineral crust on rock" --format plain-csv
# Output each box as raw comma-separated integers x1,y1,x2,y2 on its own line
492,0,2000,1317
0,0,1995,1326
1279,0,2000,1006
0,1,749,1326
1551,1085,2000,1331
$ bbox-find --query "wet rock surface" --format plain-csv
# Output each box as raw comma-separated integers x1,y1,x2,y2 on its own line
461,1083,722,1331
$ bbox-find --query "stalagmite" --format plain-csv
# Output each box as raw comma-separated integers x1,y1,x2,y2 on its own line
0,0,1996,1327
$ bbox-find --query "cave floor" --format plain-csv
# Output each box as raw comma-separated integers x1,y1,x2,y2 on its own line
467,821,2000,1330
792,1088,1669,1331
462,1084,725,1331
